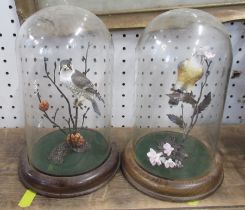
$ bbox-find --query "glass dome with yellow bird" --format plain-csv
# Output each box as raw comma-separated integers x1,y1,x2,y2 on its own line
122,9,232,201
16,5,119,197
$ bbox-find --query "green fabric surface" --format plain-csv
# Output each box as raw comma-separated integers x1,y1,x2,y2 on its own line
135,131,212,180
31,129,109,176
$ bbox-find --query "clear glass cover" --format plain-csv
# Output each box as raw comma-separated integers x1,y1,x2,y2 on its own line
134,9,232,179
16,5,113,176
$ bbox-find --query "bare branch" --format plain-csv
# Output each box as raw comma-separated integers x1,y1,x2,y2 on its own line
83,42,92,75
53,62,57,83
53,108,59,122
63,117,71,135
37,91,66,135
184,58,212,139
79,107,90,132
43,58,75,129
74,106,78,133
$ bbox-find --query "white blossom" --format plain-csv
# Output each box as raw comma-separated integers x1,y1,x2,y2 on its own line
196,46,216,59
164,158,176,168
147,148,163,166
160,156,166,164
175,160,183,168
163,143,174,156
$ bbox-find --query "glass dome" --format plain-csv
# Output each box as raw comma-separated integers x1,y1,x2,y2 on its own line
122,9,232,201
17,5,118,197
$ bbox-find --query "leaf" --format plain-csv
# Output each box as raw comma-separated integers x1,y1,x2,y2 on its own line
167,91,196,106
196,92,211,114
182,93,197,107
167,92,181,105
167,114,185,129
167,92,181,98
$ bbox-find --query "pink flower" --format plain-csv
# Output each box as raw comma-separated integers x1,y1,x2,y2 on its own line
163,143,174,156
147,148,163,166
164,158,176,168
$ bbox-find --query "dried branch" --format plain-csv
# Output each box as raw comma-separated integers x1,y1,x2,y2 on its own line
37,92,66,135
53,62,57,83
53,108,59,121
79,107,90,132
184,59,212,139
83,42,92,75
63,117,71,136
74,107,79,133
43,58,75,129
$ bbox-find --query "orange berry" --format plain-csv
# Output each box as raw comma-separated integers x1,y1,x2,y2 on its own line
39,100,49,112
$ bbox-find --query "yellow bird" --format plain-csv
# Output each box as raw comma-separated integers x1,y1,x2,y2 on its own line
175,57,204,91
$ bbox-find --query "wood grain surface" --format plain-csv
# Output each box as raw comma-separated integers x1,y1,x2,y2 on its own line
0,125,244,210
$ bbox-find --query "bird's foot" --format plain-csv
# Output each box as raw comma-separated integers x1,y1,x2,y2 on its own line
74,98,80,107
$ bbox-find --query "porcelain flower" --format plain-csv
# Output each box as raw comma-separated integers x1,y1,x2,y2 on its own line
147,148,163,166
175,160,183,168
164,158,176,168
160,156,166,164
163,143,174,156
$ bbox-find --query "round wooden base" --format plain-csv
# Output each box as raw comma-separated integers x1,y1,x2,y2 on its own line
19,143,119,198
122,141,224,202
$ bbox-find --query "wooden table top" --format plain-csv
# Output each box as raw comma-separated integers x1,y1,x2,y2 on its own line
0,125,244,210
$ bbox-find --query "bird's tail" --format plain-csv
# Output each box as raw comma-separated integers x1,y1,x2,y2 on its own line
86,87,105,103
90,98,101,116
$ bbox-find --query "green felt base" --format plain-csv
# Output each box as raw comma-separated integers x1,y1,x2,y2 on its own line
31,129,110,176
135,131,212,180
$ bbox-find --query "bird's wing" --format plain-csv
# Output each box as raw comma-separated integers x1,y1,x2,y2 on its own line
71,70,92,89
84,87,104,103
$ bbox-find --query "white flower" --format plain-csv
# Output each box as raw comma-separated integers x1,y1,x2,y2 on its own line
197,46,216,59
160,156,166,164
164,158,176,168
204,51,215,59
147,148,163,166
175,160,183,168
163,143,174,156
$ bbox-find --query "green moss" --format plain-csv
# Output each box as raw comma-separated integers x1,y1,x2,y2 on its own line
135,131,212,180
31,129,109,176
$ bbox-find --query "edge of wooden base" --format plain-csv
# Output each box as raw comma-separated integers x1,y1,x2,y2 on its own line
19,143,120,198
122,141,224,202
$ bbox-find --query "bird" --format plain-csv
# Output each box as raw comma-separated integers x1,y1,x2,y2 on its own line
175,56,204,91
59,59,104,115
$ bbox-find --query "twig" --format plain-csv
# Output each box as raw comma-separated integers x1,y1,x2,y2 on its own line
53,62,56,83
83,42,92,75
184,59,212,139
53,108,59,121
74,107,78,133
43,58,75,128
79,107,90,132
181,103,187,138
37,92,66,135
63,117,71,136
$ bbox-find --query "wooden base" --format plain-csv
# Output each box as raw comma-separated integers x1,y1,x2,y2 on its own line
18,143,120,198
122,141,224,202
